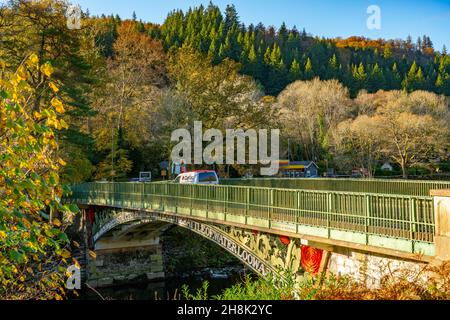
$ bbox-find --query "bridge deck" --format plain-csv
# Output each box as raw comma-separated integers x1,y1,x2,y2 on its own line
69,182,436,257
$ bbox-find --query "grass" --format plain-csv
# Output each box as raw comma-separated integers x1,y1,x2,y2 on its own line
181,262,450,300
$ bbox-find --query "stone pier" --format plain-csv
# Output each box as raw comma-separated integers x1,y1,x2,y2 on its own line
86,222,169,288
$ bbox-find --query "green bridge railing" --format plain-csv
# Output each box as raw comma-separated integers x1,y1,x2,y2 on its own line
69,182,436,256
221,178,450,197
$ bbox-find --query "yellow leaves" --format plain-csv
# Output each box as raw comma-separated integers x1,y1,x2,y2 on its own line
72,258,80,269
37,235,47,245
5,159,14,168
88,250,97,260
34,111,43,120
26,241,37,251
60,249,71,259
18,137,27,147
50,139,58,149
49,82,59,93
46,114,61,130
0,55,73,298
58,158,67,166
0,59,6,69
44,99,68,130
59,119,69,129
15,65,28,84
27,54,39,68
40,63,54,77
22,218,31,229
51,97,65,114
45,116,54,128
33,178,41,188
52,218,62,227
55,186,63,197
72,241,80,248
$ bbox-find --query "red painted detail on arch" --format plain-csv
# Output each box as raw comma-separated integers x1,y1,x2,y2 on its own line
279,235,290,246
300,246,323,275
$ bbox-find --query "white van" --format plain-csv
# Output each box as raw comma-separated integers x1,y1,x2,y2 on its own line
174,170,219,185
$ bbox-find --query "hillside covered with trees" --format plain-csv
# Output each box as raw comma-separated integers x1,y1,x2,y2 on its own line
153,3,450,97
1,0,449,184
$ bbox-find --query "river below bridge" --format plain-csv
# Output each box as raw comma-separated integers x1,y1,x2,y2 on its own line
77,267,250,300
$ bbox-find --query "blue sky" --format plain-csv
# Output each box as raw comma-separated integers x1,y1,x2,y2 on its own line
73,0,450,50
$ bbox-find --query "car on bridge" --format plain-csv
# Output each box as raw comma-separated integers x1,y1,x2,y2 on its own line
174,170,219,185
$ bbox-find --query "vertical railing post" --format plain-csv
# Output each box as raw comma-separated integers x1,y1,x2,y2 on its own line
120,184,124,209
190,185,193,217
141,183,144,211
365,194,371,245
246,188,250,225
175,184,179,215
163,182,168,212
327,193,332,239
269,189,274,229
410,197,416,253
224,186,228,221
206,186,209,219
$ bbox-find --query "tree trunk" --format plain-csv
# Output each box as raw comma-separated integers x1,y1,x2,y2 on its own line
401,162,408,179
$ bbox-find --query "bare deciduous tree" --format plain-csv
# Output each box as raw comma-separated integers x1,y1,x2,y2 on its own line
278,78,353,161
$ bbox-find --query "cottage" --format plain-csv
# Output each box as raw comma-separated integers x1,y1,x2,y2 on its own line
279,161,319,178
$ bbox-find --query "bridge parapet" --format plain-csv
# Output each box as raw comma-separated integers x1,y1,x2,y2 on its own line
221,178,450,197
68,182,437,260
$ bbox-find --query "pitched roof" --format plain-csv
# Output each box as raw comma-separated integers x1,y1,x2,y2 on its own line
289,161,318,168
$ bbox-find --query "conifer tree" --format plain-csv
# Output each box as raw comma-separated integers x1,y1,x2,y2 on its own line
383,43,393,59
304,57,314,79
289,59,301,81
368,63,385,91
224,4,239,32
402,61,423,91
328,54,339,78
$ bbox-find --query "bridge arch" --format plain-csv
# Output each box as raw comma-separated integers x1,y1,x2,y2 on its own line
89,207,304,278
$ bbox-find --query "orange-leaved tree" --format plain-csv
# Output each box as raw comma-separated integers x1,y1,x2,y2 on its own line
0,54,78,299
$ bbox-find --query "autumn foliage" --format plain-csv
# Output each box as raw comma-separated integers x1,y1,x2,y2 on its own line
0,55,77,299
